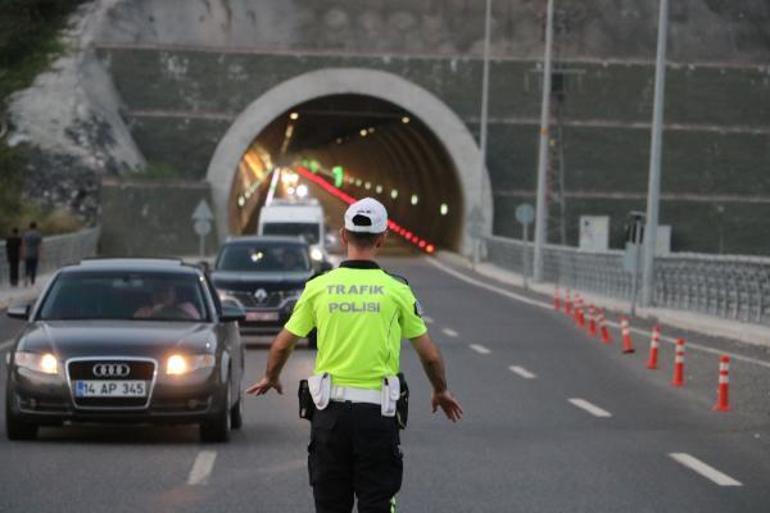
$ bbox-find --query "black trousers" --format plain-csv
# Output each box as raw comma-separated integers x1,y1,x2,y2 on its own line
24,258,38,285
308,402,403,513
7,257,19,286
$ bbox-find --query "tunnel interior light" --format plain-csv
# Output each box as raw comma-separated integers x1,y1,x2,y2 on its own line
355,179,362,187
411,194,419,205
368,127,375,134
336,138,343,144
237,196,246,208
401,116,410,124
440,203,449,216
364,182,371,190
293,165,438,255
289,112,299,120
391,189,398,199
360,129,368,137
375,185,383,194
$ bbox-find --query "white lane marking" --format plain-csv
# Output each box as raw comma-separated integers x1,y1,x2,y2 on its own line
187,450,217,486
469,344,491,355
509,365,537,379
0,339,15,353
669,453,742,487
425,257,770,370
423,315,434,324
568,398,612,418
442,328,458,338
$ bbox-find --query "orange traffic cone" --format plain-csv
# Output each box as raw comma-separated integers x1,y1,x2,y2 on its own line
713,355,731,412
587,305,597,337
620,316,635,354
672,338,686,387
598,309,612,344
646,325,661,369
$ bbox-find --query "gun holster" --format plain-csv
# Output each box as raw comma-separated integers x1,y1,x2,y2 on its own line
396,372,409,430
298,379,315,421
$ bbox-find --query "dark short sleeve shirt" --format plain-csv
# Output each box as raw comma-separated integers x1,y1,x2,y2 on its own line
5,236,21,260
22,230,42,259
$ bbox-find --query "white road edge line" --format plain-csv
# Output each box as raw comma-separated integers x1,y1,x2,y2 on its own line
509,365,537,379
669,453,742,487
441,328,459,338
425,257,770,370
187,450,218,486
568,398,612,418
469,344,491,355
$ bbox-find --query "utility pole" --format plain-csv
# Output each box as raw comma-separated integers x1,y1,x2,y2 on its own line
473,0,493,266
641,0,670,306
532,0,556,282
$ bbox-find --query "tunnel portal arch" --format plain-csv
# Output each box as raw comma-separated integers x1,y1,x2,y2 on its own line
205,67,492,256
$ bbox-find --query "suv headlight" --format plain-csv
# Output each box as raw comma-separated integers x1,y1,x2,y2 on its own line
166,353,217,376
15,351,59,375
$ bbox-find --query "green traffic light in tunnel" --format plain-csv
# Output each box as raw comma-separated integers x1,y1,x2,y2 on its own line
309,160,320,173
332,166,344,188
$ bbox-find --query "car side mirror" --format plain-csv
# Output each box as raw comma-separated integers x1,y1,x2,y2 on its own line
7,303,31,320
220,299,246,323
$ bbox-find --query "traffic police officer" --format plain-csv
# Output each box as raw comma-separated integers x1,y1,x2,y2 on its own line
247,197,463,513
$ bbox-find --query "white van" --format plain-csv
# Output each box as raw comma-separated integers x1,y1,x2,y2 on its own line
257,200,328,264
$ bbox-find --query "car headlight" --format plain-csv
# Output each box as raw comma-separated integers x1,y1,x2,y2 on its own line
310,247,324,262
15,351,59,375
166,354,216,376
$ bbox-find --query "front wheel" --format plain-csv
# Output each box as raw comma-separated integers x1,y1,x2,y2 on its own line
5,390,38,441
200,384,231,443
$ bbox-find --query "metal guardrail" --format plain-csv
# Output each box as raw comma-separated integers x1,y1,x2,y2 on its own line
485,235,770,326
0,227,101,288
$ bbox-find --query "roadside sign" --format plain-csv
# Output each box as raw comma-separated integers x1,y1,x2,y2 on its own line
192,199,214,257
515,203,535,225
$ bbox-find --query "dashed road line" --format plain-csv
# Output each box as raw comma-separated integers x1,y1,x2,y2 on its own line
469,344,491,355
187,450,217,486
568,398,612,418
669,453,742,487
426,257,770,370
509,365,537,379
441,328,458,338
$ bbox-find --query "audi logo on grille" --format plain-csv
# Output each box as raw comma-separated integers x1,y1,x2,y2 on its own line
92,363,131,378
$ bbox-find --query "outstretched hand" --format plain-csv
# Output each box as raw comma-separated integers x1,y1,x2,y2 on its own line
432,390,464,422
246,376,283,396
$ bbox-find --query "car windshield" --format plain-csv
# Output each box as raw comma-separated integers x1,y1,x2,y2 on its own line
261,222,320,245
216,243,311,272
38,271,209,322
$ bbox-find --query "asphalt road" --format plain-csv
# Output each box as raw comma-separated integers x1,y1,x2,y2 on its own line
1,257,769,512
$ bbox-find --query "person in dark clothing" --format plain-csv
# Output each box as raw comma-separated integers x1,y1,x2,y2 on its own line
22,222,43,287
5,228,21,287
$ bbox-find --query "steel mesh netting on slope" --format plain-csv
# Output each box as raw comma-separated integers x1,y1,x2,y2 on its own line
485,235,770,326
0,227,100,288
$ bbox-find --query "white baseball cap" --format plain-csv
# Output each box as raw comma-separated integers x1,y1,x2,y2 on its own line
344,197,388,233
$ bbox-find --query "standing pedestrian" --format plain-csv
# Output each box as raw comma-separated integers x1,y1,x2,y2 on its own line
247,197,463,513
5,228,21,287
22,222,43,287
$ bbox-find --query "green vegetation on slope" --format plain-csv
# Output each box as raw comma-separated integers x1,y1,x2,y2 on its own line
0,0,85,235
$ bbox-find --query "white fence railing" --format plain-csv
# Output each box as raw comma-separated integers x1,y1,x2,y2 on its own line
0,227,101,287
485,235,770,326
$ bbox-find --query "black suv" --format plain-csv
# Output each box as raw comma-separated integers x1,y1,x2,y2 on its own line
211,237,324,336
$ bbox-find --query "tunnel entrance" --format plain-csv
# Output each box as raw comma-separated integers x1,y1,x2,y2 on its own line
206,68,493,256
227,94,463,252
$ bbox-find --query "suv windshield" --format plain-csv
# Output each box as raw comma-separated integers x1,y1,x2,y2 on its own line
38,271,209,322
261,222,320,245
216,242,311,272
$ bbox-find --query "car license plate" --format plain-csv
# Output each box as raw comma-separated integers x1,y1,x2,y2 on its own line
74,380,147,398
246,311,279,321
